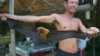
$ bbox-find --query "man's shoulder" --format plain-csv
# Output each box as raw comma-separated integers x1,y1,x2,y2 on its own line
50,14,60,23
51,14,59,17
51,14,60,20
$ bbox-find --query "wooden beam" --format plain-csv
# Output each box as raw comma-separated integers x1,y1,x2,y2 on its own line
33,7,65,15
9,0,16,56
33,4,94,15
42,0,63,12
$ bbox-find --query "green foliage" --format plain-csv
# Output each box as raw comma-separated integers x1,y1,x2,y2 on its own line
0,32,10,46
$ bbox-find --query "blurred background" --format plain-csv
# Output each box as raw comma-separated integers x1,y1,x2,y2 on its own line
0,0,100,56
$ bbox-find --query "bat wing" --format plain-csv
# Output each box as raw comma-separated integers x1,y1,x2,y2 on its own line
7,18,40,43
6,18,89,53
46,31,88,46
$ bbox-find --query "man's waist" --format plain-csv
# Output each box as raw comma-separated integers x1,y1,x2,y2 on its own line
58,46,79,54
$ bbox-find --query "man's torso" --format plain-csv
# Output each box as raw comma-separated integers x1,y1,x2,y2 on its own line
54,14,80,53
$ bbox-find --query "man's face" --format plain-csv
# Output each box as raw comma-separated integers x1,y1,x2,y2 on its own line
64,0,79,13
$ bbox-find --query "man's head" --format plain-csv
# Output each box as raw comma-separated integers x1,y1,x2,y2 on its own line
64,0,79,13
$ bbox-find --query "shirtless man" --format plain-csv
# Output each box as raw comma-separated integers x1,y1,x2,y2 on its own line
0,0,99,56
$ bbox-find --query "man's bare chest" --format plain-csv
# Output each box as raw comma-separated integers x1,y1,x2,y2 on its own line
56,18,79,30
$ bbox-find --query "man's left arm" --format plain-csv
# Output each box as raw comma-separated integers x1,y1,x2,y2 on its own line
78,18,99,38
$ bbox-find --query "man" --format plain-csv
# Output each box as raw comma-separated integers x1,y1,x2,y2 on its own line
0,0,99,56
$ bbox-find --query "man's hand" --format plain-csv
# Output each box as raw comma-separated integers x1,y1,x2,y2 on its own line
0,14,7,21
0,13,17,21
0,14,11,21
87,27,99,38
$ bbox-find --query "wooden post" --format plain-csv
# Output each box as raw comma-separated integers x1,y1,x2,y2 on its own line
9,0,16,56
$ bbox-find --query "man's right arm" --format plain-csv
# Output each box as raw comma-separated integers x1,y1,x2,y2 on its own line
0,14,57,24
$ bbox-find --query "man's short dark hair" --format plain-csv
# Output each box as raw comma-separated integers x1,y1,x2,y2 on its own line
64,0,68,2
64,0,79,2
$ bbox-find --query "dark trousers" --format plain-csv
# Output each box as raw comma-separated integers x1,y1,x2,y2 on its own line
56,49,80,56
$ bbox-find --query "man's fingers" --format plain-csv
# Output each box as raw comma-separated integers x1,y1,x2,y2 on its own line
96,29,100,32
1,17,7,21
87,30,98,37
0,14,7,21
90,27,100,32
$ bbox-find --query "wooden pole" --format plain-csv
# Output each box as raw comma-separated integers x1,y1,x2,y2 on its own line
9,0,16,56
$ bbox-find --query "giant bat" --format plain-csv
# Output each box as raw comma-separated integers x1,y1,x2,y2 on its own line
6,18,99,53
